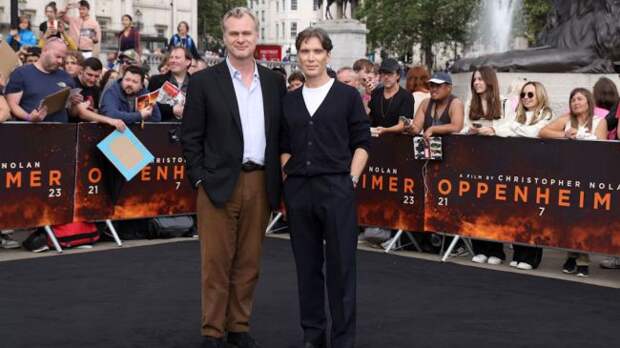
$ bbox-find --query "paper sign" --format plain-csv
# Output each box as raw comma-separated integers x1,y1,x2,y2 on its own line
136,90,159,111
96,128,154,181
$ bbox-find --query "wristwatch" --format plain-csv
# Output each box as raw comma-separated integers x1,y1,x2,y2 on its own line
351,175,359,186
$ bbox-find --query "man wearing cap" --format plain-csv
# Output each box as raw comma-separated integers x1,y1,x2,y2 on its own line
406,71,464,137
368,58,414,136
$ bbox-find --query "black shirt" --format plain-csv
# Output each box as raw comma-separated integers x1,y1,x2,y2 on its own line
74,76,101,111
368,86,414,127
281,81,371,177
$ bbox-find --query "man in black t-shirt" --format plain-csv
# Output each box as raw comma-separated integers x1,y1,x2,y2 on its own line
368,58,414,136
70,57,125,131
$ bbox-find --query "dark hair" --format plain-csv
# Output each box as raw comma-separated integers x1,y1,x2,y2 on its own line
26,46,41,57
177,21,189,32
406,65,430,93
122,14,133,22
45,1,58,12
81,57,103,71
123,65,146,83
327,68,337,79
19,16,32,30
593,77,619,110
352,58,374,73
295,27,333,52
469,66,502,121
78,0,90,9
272,66,287,78
170,46,192,61
288,70,305,84
100,69,118,88
65,50,84,65
569,88,595,131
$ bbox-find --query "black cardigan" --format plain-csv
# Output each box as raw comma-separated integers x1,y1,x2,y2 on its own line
280,80,371,177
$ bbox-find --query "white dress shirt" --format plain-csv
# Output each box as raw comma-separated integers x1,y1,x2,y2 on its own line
226,58,266,165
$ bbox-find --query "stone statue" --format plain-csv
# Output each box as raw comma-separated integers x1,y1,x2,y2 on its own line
452,0,620,73
322,0,358,20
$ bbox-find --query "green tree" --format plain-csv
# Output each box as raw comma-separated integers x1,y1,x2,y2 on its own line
358,0,478,69
198,0,246,52
522,0,553,44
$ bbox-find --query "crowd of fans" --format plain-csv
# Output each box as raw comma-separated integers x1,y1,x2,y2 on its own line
1,1,618,278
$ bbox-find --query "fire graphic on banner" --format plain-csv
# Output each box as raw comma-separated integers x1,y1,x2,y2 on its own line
424,136,620,255
356,135,424,231
0,124,76,229
73,123,196,222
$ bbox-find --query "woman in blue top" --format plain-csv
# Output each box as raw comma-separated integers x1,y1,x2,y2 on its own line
7,16,38,50
168,21,199,59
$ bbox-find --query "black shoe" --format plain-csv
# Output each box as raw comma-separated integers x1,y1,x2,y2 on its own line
303,340,326,348
227,332,260,348
201,336,225,348
576,265,589,277
562,258,577,274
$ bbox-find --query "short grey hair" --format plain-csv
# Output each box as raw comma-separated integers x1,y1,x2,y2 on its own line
221,7,259,34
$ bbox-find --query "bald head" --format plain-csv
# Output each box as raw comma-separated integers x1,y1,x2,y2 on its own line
40,39,67,72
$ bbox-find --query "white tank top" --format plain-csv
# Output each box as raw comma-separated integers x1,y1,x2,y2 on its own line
563,117,602,140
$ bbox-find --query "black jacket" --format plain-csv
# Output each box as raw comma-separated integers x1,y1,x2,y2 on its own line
149,72,189,122
181,61,286,209
280,81,371,177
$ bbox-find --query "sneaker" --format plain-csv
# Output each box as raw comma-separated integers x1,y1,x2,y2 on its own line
576,265,589,277
516,262,533,270
509,261,518,267
1,236,20,249
600,257,620,269
32,245,50,253
562,258,577,274
487,256,503,265
472,254,488,263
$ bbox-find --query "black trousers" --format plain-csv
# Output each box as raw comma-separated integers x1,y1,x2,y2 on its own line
512,245,543,268
472,240,506,259
284,174,357,348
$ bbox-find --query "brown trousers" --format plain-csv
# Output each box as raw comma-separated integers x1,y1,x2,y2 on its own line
196,171,270,337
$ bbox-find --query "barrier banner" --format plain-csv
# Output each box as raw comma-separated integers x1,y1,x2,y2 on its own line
73,123,196,221
0,123,77,229
357,134,425,231
424,135,620,255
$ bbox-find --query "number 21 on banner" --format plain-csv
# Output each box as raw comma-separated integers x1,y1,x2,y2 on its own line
438,197,449,206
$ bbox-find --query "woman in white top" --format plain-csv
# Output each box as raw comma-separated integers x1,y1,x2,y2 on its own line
494,81,554,270
461,66,511,136
494,81,554,138
461,67,509,265
539,88,607,277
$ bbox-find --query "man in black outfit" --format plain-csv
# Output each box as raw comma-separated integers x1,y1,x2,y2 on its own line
368,58,414,136
149,46,192,121
280,27,370,348
181,7,286,348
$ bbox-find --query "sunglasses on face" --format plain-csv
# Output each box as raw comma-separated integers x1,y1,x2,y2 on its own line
520,92,535,99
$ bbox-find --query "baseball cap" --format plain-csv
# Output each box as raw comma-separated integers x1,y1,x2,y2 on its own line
118,49,139,63
428,72,453,85
379,58,400,74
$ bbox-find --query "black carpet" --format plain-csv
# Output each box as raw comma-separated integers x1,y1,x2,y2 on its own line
0,238,619,348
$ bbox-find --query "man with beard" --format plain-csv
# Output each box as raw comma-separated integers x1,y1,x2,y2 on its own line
71,57,126,131
5,38,76,122
100,65,161,124
149,47,192,121
368,58,414,136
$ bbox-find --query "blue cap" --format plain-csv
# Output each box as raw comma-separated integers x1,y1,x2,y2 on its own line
428,72,452,85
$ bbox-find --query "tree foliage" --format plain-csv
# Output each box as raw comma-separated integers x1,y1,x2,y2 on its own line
358,0,478,67
198,0,246,51
522,0,553,44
